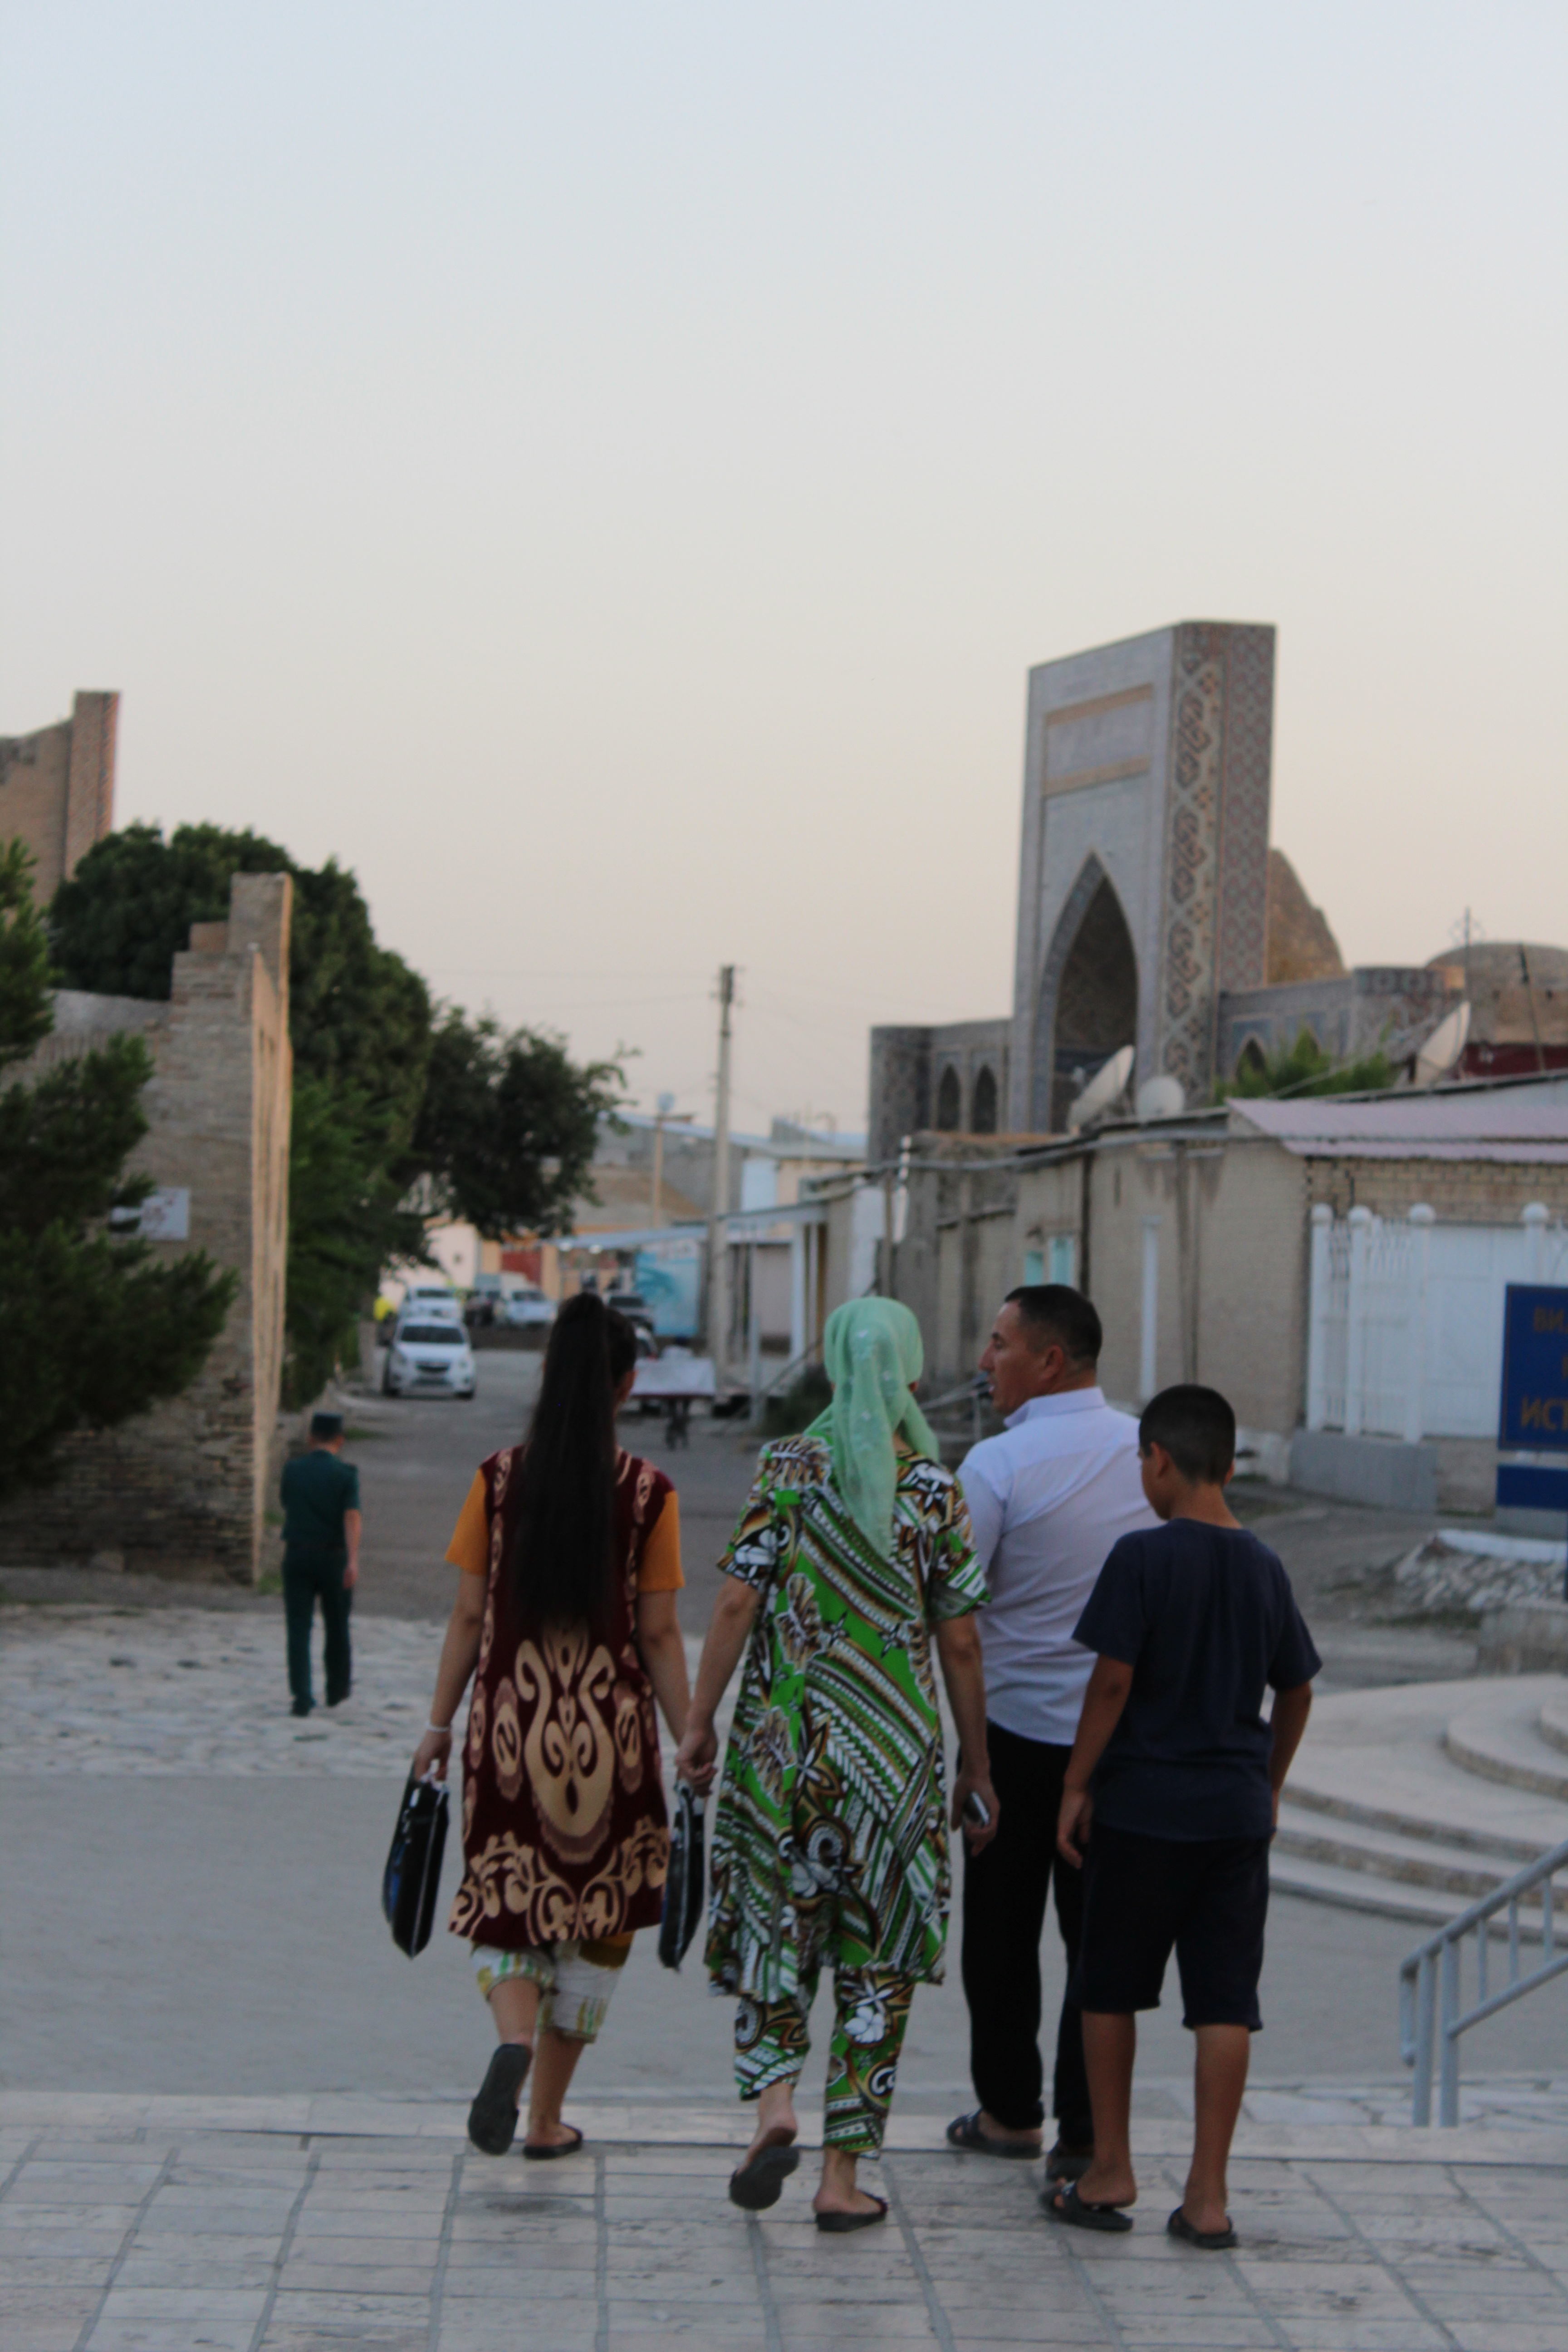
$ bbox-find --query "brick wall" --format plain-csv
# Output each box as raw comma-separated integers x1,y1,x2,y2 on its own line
1304,1156,1568,1223
0,691,119,902
0,873,293,1579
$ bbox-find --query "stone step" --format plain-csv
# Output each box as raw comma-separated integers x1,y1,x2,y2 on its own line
1282,1779,1542,1866
1268,1850,1487,1931
1444,1700,1568,1801
1273,1804,1549,1903
1540,1690,1568,1759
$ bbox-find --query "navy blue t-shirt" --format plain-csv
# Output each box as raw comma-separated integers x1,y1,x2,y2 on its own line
1072,1519,1321,1842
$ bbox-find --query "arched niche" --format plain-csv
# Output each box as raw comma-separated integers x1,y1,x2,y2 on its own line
971,1066,998,1134
934,1065,962,1131
1032,860,1139,1131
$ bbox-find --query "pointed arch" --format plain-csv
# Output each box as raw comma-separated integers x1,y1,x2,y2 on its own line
1031,858,1139,1131
971,1065,998,1134
934,1064,962,1131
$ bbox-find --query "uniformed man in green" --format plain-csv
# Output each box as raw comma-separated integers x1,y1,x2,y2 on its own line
279,1411,363,1717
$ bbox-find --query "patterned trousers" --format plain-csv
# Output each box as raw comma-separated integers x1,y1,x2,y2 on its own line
734,1964,916,2154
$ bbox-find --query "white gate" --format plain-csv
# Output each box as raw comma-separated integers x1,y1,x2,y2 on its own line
1307,1203,1567,1442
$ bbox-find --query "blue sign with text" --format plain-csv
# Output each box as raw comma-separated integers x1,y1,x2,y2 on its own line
1498,1284,1568,1452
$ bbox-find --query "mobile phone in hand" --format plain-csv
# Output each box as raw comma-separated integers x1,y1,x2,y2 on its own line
962,1790,991,1830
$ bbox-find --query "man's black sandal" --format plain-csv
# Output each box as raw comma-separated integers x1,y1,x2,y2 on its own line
816,2195,888,2233
728,2137,800,2210
1044,2182,1134,2233
1044,2139,1093,2181
523,2125,584,2161
467,2043,532,2156
945,2111,1041,2158
1167,2205,1236,2251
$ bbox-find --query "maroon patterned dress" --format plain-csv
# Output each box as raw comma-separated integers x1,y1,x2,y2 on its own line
449,1446,673,1949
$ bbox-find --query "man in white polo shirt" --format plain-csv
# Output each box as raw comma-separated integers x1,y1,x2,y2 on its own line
946,1285,1155,2174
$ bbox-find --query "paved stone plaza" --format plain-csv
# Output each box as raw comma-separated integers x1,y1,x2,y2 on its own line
5,2096,1568,2352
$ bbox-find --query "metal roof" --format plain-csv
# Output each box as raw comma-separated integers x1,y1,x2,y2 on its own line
1230,1077,1568,1161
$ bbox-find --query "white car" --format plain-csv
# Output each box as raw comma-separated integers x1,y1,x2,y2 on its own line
400,1284,464,1323
383,1318,477,1399
504,1287,557,1329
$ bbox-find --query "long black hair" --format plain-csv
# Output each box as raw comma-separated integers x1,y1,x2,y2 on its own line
509,1292,637,1641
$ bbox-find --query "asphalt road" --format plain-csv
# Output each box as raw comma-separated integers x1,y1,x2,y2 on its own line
9,1769,1565,2107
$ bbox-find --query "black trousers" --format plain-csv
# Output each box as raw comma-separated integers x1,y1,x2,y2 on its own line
960,1719,1091,2141
282,1549,352,1710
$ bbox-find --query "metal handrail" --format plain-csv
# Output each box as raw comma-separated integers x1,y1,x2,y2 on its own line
1399,1837,1568,2125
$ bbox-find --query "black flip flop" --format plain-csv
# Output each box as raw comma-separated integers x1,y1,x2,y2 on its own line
1044,2181,1134,2234
816,2194,888,2234
945,2110,1041,2159
523,2124,584,2161
1167,2205,1236,2251
467,2043,533,2156
728,2139,800,2210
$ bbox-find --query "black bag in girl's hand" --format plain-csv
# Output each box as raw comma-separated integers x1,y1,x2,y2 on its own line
657,1781,706,1970
382,1772,450,1957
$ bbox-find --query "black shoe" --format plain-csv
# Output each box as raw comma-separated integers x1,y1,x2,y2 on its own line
290,1700,313,1718
467,2043,533,2156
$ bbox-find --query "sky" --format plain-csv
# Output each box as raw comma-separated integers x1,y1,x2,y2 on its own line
4,2,1565,1134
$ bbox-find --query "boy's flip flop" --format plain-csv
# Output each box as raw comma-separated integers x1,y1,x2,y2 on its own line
728,2132,800,2210
523,2125,584,2160
1044,2182,1134,2234
815,2195,888,2234
945,2111,1041,2158
467,2043,532,2156
1167,2205,1236,2251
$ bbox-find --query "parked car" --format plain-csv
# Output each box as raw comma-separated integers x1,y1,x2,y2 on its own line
503,1287,557,1329
383,1318,477,1399
400,1282,465,1324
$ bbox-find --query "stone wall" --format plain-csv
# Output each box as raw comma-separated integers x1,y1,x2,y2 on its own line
0,691,118,903
0,873,293,1580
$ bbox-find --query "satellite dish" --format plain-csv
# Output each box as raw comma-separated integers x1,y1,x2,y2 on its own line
1066,1045,1135,1132
1414,1000,1470,1088
1136,1074,1186,1122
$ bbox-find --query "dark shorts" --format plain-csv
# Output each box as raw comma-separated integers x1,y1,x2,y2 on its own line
1071,1824,1269,2031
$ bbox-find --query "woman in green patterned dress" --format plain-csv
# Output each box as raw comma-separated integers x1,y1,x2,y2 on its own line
675,1298,998,2230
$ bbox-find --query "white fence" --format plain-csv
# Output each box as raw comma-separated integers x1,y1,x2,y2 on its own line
1307,1203,1568,1442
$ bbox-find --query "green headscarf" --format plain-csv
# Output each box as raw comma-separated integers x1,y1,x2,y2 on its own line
804,1298,941,1557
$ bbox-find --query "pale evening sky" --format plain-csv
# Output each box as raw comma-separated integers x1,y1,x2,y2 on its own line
3,3,1564,1133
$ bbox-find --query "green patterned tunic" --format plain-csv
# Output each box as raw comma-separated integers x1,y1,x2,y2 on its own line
706,1435,989,2002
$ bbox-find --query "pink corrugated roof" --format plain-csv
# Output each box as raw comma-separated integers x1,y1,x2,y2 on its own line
1231,1082,1568,1161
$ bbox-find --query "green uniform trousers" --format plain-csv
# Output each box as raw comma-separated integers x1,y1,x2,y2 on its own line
282,1548,352,1712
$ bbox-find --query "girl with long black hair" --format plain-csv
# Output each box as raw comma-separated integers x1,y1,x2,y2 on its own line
415,1293,691,2158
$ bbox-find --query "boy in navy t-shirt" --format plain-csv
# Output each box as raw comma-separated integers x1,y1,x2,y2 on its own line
1046,1384,1319,2252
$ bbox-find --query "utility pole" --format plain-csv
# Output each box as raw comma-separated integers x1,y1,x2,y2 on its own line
708,966,736,1375
652,1092,674,1227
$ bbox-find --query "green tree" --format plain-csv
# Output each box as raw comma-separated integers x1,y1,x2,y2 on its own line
0,843,235,1498
412,1011,622,1239
50,828,626,1396
1216,1028,1396,1102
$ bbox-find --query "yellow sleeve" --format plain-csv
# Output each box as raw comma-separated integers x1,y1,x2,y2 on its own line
445,1470,490,1576
638,1489,685,1593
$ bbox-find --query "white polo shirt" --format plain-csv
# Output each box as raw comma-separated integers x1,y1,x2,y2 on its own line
959,1388,1158,1747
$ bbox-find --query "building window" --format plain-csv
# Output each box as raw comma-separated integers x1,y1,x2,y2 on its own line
1049,1233,1076,1285
971,1065,998,1133
935,1065,962,1130
1023,1247,1044,1285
